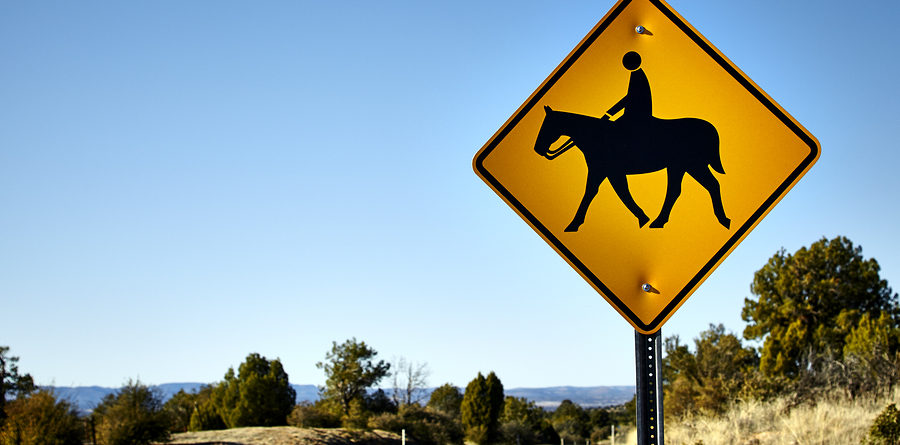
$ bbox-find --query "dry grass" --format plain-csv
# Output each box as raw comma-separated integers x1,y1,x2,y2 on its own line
663,389,900,445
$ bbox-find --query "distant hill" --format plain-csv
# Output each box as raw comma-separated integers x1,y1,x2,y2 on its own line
506,386,634,409
49,383,633,413
50,383,319,413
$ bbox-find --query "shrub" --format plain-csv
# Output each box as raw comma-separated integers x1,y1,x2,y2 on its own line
188,400,225,432
0,390,82,445
428,384,463,418
287,400,341,428
93,380,169,445
162,389,197,433
864,403,900,445
369,405,463,445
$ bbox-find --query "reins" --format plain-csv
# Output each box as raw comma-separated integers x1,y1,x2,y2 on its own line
545,138,576,159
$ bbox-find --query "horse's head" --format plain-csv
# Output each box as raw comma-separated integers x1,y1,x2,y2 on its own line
534,105,576,160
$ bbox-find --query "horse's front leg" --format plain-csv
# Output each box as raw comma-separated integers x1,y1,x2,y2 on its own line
608,174,650,228
565,174,605,232
650,170,685,228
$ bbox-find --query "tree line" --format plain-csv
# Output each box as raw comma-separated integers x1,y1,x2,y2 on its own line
0,338,631,445
2,235,897,444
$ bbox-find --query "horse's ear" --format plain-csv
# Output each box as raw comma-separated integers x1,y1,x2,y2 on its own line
544,105,552,113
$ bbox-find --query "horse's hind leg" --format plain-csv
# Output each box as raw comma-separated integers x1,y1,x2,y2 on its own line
609,175,649,228
565,174,604,232
650,170,685,228
688,167,730,229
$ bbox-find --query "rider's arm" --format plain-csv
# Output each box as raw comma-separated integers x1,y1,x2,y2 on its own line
606,96,626,118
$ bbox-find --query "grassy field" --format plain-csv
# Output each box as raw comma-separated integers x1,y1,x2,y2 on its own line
663,389,898,445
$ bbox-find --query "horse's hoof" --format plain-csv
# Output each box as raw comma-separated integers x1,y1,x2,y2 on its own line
564,223,580,232
638,215,650,228
719,217,731,229
649,219,666,229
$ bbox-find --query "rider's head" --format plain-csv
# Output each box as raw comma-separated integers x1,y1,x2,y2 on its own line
623,51,641,71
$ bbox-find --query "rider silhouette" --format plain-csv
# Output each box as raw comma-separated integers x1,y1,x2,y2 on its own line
601,51,651,124
534,50,730,232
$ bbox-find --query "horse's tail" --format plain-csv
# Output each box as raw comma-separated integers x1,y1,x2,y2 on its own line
709,125,725,174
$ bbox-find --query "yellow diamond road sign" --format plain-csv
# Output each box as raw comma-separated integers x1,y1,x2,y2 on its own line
473,0,820,334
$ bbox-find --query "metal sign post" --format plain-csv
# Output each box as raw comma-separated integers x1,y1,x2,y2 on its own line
635,330,664,445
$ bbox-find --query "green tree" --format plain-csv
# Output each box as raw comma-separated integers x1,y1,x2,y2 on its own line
93,380,170,445
366,388,397,415
742,236,898,380
162,389,195,434
551,400,588,441
840,313,900,397
164,386,216,433
587,407,613,443
499,396,550,445
187,399,226,432
0,390,82,445
485,372,505,443
0,346,35,424
211,353,296,428
461,373,491,444
460,372,505,444
613,396,636,427
663,324,758,417
428,384,463,418
317,338,390,419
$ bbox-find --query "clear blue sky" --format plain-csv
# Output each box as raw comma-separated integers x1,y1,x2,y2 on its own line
2,0,898,390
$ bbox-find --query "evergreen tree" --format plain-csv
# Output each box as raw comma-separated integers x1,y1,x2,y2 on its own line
165,385,219,433
485,372,505,443
428,384,463,418
499,396,545,445
0,346,35,424
587,407,613,443
365,388,397,415
317,338,390,419
551,400,588,441
93,380,170,445
211,353,296,428
0,390,82,445
188,398,226,432
461,373,491,444
840,313,900,397
662,324,758,417
162,389,197,434
742,236,898,379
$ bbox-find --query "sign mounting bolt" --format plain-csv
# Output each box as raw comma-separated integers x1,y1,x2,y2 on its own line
636,26,646,34
642,283,660,294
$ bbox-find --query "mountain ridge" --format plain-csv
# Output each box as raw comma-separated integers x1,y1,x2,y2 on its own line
49,383,634,413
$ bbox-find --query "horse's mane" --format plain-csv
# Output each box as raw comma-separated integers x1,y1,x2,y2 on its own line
552,110,609,128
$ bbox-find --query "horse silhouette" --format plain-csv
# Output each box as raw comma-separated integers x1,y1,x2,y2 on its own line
533,105,730,231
